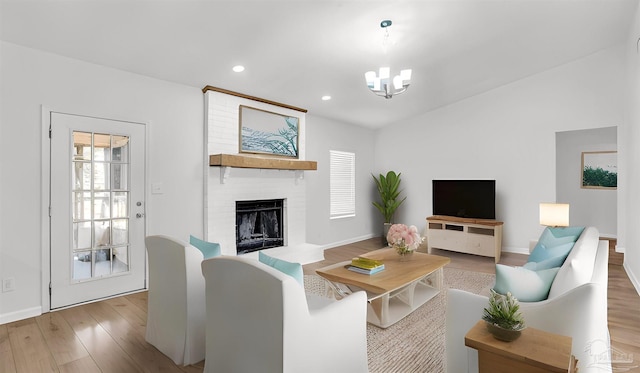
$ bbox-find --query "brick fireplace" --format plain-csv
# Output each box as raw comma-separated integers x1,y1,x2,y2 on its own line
204,88,323,264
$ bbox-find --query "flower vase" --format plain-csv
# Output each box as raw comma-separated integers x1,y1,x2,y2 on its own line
399,251,413,261
396,247,413,261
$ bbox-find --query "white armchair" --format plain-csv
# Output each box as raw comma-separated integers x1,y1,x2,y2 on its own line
445,236,611,373
201,255,369,373
144,235,206,366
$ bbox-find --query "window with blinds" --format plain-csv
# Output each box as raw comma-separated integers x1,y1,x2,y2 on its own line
330,150,356,219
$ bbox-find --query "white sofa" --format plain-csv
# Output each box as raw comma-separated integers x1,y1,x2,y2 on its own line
445,226,611,373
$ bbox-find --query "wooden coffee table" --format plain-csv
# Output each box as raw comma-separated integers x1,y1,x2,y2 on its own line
316,248,450,328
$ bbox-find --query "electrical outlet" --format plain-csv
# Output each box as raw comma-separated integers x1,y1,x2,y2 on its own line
2,277,15,292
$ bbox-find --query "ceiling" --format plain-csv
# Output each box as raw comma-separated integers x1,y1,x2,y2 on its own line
1,0,638,128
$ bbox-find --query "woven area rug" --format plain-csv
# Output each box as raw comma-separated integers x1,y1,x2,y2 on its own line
304,267,495,373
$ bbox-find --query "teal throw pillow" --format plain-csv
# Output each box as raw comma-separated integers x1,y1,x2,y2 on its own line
523,254,567,271
258,251,304,287
493,264,560,302
189,235,221,259
536,226,585,248
528,241,575,264
528,226,585,265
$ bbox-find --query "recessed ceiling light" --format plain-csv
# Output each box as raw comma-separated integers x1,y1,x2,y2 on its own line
232,65,245,73
321,95,331,101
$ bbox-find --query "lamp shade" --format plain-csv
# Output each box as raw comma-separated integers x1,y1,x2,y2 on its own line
539,203,570,227
365,71,376,87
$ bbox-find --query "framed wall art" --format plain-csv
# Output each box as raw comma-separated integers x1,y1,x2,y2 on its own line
239,105,299,158
581,151,617,189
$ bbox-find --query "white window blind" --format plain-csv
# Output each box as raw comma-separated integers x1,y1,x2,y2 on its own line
330,150,356,219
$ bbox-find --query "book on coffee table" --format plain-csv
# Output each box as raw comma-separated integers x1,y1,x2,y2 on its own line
347,264,385,275
351,257,384,269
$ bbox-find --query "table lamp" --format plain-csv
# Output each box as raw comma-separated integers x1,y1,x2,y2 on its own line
539,203,570,227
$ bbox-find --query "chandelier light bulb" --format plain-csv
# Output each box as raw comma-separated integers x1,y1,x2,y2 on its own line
393,75,403,90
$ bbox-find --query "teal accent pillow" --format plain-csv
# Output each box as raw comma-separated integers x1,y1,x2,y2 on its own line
258,251,304,287
528,242,575,264
189,235,221,259
527,226,585,266
523,254,567,271
493,264,561,302
536,227,585,248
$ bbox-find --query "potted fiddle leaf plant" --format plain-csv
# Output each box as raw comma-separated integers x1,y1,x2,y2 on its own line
372,171,406,241
482,289,526,342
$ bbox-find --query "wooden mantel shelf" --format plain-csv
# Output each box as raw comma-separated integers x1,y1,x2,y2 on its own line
209,154,317,171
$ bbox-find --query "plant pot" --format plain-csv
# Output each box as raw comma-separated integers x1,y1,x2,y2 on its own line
485,321,523,342
383,223,392,245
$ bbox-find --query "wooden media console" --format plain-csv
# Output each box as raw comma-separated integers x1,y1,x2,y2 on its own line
426,215,503,263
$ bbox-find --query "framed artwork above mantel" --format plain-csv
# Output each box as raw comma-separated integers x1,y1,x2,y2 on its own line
239,105,299,158
581,151,617,190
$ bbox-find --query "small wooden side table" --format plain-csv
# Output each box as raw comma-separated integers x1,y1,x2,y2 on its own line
464,320,577,373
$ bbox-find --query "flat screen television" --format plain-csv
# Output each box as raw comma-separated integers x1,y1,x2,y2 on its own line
432,180,496,219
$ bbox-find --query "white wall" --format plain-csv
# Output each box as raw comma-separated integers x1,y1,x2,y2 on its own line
0,42,204,323
620,3,640,292
556,127,617,237
375,44,626,253
305,115,378,246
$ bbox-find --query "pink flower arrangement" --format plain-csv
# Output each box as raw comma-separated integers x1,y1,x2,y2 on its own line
386,224,425,255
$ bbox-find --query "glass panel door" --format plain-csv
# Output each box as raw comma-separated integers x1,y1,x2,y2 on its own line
71,131,130,281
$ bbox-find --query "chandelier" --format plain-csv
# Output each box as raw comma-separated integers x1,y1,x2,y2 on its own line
364,20,412,99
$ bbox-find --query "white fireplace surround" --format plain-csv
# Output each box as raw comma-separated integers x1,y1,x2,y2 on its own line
204,89,324,264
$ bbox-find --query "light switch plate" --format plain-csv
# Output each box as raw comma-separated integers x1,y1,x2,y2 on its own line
151,182,164,194
2,277,15,292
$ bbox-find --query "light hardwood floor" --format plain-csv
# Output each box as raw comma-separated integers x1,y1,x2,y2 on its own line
1,238,638,372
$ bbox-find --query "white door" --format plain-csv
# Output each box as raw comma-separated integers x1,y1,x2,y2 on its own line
49,112,146,309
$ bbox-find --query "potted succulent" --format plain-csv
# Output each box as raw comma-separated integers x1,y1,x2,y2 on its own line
372,171,406,240
482,289,526,342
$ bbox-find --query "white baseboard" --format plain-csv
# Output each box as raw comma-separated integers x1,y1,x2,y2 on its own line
501,246,529,255
0,306,42,325
599,233,617,240
623,262,640,296
615,244,625,254
319,234,378,251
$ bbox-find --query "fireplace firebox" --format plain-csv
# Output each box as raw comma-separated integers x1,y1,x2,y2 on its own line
236,199,284,254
